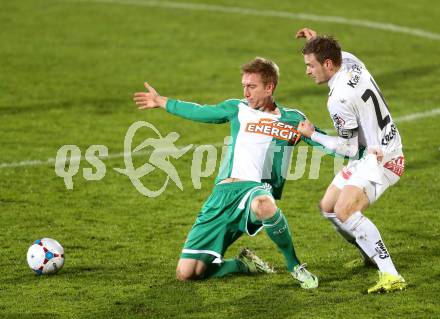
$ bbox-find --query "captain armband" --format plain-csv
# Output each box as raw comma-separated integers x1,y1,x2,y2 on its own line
337,127,358,139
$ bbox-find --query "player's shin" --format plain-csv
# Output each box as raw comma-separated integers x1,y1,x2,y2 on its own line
321,210,372,263
341,211,398,275
321,210,356,244
203,259,248,278
263,208,300,272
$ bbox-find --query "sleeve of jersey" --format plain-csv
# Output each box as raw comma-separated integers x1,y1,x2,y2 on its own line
329,98,358,130
300,127,346,158
300,121,363,159
311,132,359,158
165,98,239,123
284,109,361,158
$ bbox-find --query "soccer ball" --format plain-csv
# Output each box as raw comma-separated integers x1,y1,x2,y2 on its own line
27,238,65,275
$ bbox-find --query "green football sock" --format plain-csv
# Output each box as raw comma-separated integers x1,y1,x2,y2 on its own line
263,208,300,272
204,259,248,278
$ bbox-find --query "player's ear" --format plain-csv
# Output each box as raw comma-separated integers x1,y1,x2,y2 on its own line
266,82,275,94
324,58,334,70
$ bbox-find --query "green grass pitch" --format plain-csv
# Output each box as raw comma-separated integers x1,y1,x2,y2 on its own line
1,0,440,318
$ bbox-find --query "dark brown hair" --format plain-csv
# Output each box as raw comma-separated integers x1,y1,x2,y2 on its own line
241,57,279,87
302,36,342,66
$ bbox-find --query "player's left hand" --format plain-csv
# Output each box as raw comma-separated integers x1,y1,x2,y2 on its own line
297,120,315,137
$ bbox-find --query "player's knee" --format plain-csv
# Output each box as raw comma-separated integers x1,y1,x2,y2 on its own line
176,261,203,281
176,266,199,281
176,271,193,281
318,199,334,215
334,199,355,221
251,195,276,220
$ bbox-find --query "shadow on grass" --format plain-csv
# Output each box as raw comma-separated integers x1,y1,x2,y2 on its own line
94,268,373,319
2,263,134,286
103,279,204,318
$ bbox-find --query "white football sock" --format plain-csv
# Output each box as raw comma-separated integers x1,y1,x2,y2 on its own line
342,211,398,276
321,211,356,244
322,210,372,262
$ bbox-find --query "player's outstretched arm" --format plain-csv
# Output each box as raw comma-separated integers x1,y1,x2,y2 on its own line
133,82,168,110
298,120,359,159
295,27,317,40
132,82,236,123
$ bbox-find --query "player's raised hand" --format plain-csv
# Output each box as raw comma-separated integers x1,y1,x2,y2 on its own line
295,28,317,40
297,119,315,138
133,82,167,109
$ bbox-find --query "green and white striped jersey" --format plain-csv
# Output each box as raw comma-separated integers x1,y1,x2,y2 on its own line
166,98,330,199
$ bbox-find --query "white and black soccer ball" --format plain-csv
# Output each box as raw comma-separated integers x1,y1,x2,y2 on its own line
27,238,65,275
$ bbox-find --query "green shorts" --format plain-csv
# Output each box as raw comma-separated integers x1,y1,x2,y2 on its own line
180,181,273,263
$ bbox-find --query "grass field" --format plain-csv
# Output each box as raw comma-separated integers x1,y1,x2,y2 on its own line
1,0,440,318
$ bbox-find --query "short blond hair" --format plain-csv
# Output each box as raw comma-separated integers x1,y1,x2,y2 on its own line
241,57,279,87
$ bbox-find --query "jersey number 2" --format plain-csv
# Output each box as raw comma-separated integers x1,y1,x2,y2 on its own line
361,78,390,130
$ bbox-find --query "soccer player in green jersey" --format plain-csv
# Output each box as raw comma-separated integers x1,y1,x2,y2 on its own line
133,57,328,289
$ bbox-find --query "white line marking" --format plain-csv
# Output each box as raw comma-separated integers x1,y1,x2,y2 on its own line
1,108,439,169
0,146,216,169
393,108,440,122
66,0,440,41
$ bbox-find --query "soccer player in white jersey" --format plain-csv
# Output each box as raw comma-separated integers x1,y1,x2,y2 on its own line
133,57,328,289
295,28,407,293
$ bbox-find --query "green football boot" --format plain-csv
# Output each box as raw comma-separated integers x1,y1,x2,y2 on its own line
238,248,275,274
291,264,319,289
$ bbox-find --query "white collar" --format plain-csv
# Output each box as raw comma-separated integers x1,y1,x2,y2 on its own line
327,67,343,94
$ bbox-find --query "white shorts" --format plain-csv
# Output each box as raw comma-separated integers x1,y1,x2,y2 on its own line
332,153,405,204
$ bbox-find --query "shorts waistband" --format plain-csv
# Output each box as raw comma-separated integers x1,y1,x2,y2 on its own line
214,180,261,190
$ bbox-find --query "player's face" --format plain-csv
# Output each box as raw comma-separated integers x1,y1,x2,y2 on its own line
304,53,332,84
242,72,274,109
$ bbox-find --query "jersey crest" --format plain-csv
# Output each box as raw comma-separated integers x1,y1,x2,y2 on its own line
332,113,345,129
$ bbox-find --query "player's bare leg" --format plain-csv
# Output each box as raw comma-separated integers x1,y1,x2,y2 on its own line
334,185,369,222
176,258,208,281
320,184,340,213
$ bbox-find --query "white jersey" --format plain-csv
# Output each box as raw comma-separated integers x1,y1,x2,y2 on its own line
327,51,402,157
